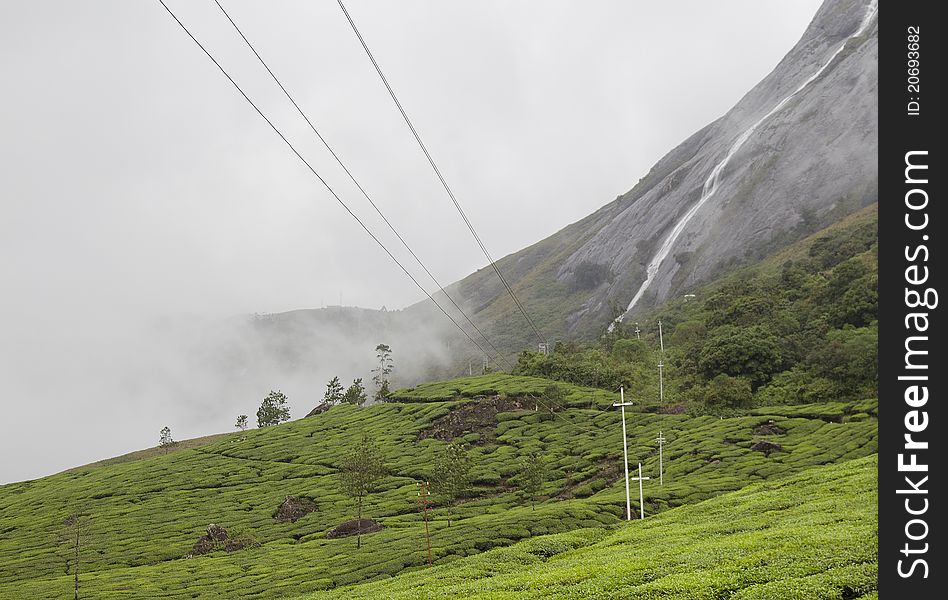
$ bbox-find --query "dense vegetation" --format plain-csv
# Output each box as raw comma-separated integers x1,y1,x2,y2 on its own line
307,455,878,599
514,205,878,415
0,374,875,599
0,208,879,599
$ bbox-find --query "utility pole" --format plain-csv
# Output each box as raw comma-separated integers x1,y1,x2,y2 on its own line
634,323,641,340
417,481,433,566
629,463,651,519
469,360,473,376
657,320,665,405
612,386,635,521
655,431,667,485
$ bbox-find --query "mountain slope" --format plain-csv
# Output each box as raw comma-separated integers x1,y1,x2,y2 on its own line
422,0,877,352
0,374,876,599
306,455,878,599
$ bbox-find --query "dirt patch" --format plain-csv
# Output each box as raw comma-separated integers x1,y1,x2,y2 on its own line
190,524,259,556
750,440,784,457
274,495,318,523
657,404,687,414
417,396,531,443
326,518,383,539
752,420,787,436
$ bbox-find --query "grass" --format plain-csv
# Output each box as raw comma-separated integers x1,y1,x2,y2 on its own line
0,375,876,599
304,455,878,599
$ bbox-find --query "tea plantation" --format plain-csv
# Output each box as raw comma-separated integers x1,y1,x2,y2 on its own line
0,374,876,599
306,454,878,599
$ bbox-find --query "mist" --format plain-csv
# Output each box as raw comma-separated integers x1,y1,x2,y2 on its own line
1,0,822,483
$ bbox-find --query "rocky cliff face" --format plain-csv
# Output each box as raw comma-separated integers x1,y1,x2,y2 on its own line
218,0,879,383
430,0,877,347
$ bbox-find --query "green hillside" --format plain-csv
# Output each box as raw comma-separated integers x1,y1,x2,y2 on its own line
0,373,875,599
306,455,878,599
514,204,878,413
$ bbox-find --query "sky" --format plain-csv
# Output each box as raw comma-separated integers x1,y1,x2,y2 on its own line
0,0,823,483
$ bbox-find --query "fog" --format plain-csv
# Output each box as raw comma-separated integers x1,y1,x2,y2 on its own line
0,0,821,483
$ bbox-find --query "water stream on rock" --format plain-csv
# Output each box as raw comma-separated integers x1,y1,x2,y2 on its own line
610,0,877,331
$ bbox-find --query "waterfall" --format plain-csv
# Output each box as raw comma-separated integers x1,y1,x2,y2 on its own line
609,0,877,331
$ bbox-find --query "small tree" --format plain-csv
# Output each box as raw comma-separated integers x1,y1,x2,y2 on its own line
338,434,386,548
542,385,568,418
342,378,368,406
323,376,345,406
519,454,546,510
257,390,291,428
158,426,175,452
59,513,91,600
372,344,394,400
431,442,473,526
235,415,248,431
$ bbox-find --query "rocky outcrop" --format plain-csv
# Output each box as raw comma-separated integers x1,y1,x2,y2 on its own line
434,0,878,343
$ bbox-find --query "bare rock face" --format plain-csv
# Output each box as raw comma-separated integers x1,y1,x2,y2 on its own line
431,0,878,344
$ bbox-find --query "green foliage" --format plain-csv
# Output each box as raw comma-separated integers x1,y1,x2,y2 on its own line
0,374,877,599
514,207,879,415
697,325,782,388
541,385,567,415
519,454,546,509
372,344,394,401
309,456,878,599
341,378,368,406
753,368,837,406
688,374,754,416
431,443,473,526
235,415,249,431
338,434,387,521
323,377,344,407
257,390,291,428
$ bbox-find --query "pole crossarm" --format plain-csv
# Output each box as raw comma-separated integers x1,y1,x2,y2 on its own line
629,463,651,519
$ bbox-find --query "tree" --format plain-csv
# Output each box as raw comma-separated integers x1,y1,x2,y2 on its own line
257,390,291,428
235,415,248,431
697,325,782,388
690,374,754,415
338,434,386,548
323,376,345,406
158,426,175,452
59,513,91,600
372,344,394,400
519,454,546,510
541,385,568,418
431,442,473,526
341,378,368,406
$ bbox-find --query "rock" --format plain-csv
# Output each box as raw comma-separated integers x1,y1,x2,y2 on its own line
752,420,788,436
274,496,317,523
326,519,383,539
751,440,785,456
305,402,332,418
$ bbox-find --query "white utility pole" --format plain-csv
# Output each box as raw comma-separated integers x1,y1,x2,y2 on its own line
629,463,651,519
655,431,667,485
657,320,665,404
613,386,635,521
634,323,641,340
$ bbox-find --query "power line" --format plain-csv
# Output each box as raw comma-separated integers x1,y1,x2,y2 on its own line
211,0,511,371
155,0,498,366
336,0,547,346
